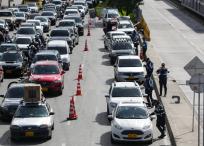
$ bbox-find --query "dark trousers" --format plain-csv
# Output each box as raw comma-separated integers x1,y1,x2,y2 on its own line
159,78,167,96
156,122,166,135
146,90,153,107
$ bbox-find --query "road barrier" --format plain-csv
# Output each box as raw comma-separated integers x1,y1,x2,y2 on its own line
76,81,82,96
67,96,78,120
84,39,89,51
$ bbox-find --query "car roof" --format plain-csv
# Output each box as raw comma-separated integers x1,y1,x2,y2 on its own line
16,36,32,39
118,101,146,107
34,60,59,66
0,43,17,46
119,20,132,24
51,27,69,31
59,19,75,22
111,81,139,88
118,55,140,60
112,35,131,39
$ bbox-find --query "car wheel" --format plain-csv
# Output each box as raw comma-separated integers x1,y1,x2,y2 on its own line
51,123,54,130
111,134,117,144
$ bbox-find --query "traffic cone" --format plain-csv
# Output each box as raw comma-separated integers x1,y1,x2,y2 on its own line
87,24,91,36
84,39,88,51
76,81,82,96
67,96,78,120
77,64,83,80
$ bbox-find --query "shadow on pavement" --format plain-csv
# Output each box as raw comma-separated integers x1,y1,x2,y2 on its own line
102,54,110,59
106,78,114,85
102,60,112,66
99,131,150,146
95,112,110,126
98,48,107,52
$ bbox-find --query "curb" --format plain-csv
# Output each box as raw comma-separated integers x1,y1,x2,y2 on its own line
152,75,177,146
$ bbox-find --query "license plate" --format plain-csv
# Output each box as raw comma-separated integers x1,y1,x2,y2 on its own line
25,131,34,137
128,133,138,139
128,76,135,80
6,70,12,73
42,87,48,92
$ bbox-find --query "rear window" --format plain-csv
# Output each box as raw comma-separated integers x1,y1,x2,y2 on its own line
47,46,67,55
6,87,24,98
112,42,132,50
16,38,31,44
0,12,12,17
50,30,69,37
118,59,142,67
34,54,57,62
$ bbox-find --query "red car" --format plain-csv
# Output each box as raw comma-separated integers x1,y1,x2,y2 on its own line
0,65,4,82
29,61,65,95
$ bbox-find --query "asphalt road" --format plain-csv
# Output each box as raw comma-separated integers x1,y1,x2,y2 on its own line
0,5,171,146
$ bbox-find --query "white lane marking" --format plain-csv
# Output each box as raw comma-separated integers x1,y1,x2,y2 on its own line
62,143,66,146
67,121,71,126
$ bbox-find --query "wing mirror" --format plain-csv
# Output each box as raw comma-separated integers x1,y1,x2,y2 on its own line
108,115,113,121
105,95,109,98
49,112,55,115
0,95,4,98
150,115,156,121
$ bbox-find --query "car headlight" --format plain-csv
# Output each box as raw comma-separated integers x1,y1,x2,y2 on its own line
110,102,117,108
40,124,49,129
11,125,21,130
113,122,122,130
143,125,151,130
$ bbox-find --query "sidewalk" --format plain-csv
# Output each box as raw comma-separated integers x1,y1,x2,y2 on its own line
0,0,22,7
148,44,199,146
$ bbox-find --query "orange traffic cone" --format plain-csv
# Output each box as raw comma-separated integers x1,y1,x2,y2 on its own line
77,64,83,80
87,24,91,36
67,96,78,120
76,81,82,96
84,39,88,51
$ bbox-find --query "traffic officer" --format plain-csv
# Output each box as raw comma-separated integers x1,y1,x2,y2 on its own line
156,63,169,97
145,58,154,77
151,100,166,139
144,75,154,107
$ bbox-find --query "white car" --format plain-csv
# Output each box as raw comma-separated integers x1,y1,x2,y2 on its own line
10,101,54,140
105,82,144,116
47,40,70,71
117,20,135,36
64,9,80,17
34,16,50,33
15,36,32,51
26,19,43,33
109,101,155,144
27,3,39,13
114,55,145,84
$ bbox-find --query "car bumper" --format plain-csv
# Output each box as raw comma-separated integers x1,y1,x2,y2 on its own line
111,129,153,142
10,128,51,139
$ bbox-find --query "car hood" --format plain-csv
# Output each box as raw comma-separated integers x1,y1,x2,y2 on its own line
30,74,62,82
12,117,51,126
115,118,151,129
117,67,144,73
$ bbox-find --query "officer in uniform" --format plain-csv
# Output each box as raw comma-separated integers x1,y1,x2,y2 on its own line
156,63,169,97
151,100,166,139
144,75,154,107
145,58,154,77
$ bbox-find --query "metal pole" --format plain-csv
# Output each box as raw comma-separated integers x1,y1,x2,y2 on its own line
192,91,195,132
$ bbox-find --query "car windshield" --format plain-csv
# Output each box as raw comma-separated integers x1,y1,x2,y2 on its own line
0,45,16,53
112,43,132,50
65,17,81,23
17,28,35,35
35,17,47,22
52,1,61,5
118,23,133,29
65,11,77,15
14,105,49,118
6,87,24,98
111,87,142,97
16,38,31,44
59,21,74,27
34,55,57,62
47,46,67,55
14,13,24,17
19,8,29,12
0,12,12,17
33,65,59,74
1,53,22,62
28,3,36,6
108,13,118,18
116,106,148,119
50,30,69,37
42,12,54,16
118,59,142,67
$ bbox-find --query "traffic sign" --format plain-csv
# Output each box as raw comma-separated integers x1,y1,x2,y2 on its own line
184,56,204,76
189,74,204,93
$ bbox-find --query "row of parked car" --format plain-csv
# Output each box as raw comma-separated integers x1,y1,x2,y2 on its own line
0,0,90,141
102,9,155,144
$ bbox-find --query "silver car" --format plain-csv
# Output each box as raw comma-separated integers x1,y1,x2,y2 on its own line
10,101,54,140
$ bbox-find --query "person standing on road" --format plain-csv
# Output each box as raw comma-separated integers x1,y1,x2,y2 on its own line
156,63,169,97
144,75,154,107
151,100,166,139
145,58,154,77
142,37,147,59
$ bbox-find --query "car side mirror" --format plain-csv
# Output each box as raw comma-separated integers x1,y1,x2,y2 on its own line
50,112,55,115
58,60,62,63
108,115,113,121
47,34,49,37
61,70,65,75
105,95,109,98
113,64,116,67
150,115,156,121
